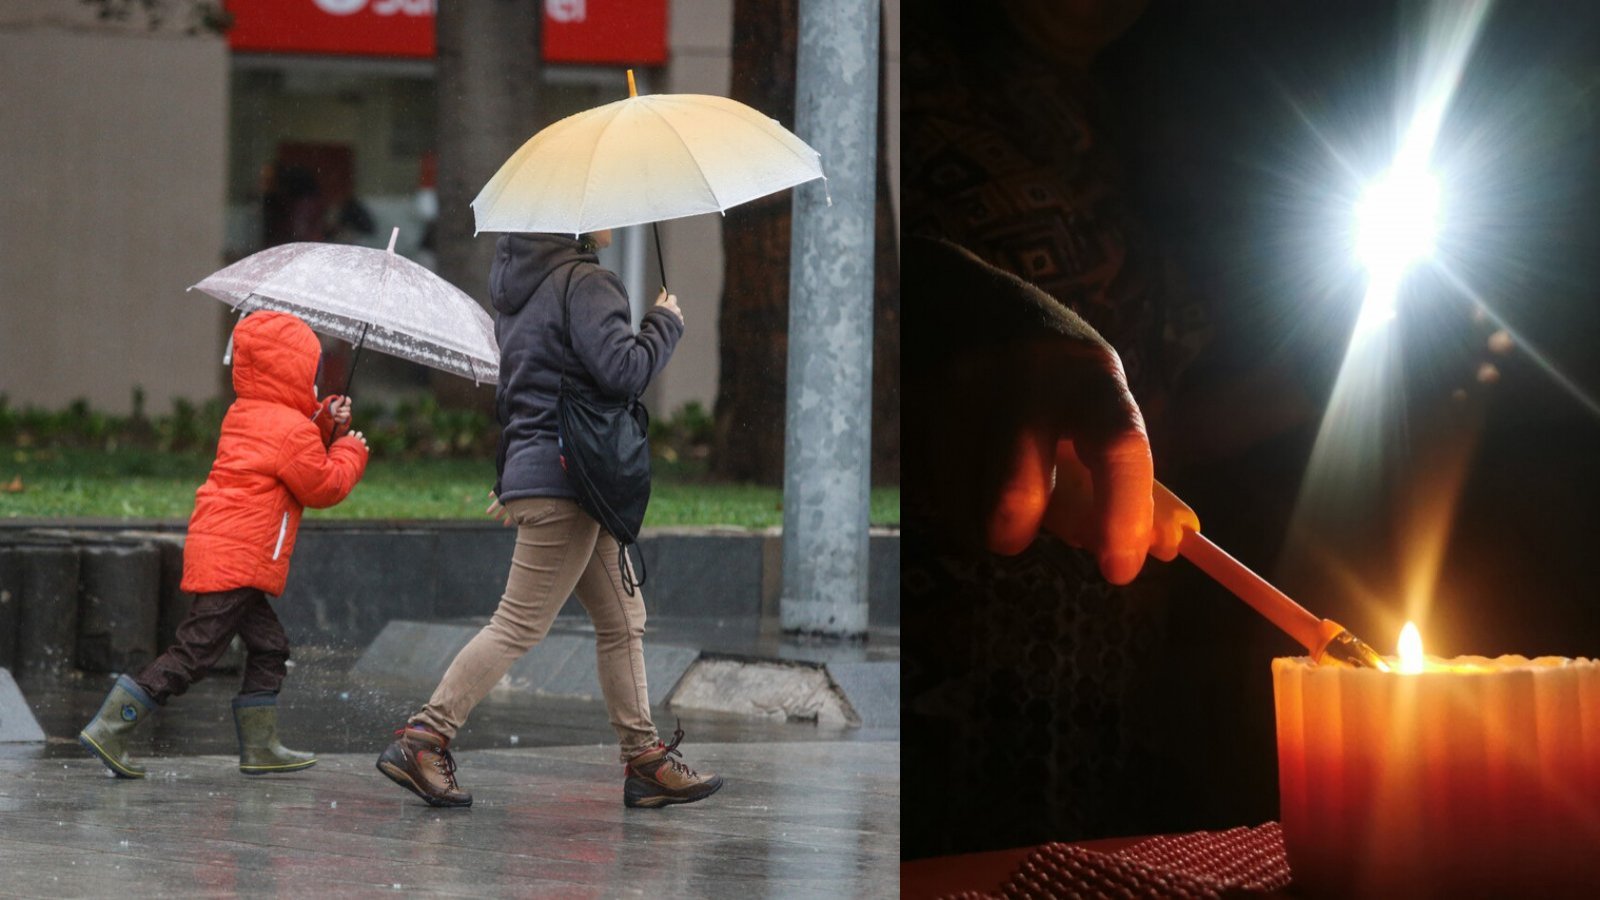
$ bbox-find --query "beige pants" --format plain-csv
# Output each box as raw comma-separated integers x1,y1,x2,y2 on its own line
410,497,659,760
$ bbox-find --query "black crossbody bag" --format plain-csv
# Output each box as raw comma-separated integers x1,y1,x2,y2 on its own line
556,268,651,594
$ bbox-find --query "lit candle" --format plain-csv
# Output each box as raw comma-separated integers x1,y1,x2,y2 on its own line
1273,623,1600,897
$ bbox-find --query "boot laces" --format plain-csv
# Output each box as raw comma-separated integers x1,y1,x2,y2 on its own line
658,720,696,778
430,748,461,788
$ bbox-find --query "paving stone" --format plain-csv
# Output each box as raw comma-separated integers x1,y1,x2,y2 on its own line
667,657,859,726
827,661,901,730
0,667,46,743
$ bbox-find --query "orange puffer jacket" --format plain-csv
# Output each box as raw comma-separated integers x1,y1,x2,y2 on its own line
181,312,368,596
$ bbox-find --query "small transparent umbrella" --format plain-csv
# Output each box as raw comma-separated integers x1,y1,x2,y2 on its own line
191,228,498,393
471,71,827,286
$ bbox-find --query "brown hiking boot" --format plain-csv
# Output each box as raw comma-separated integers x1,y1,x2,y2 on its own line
624,722,724,809
376,725,472,808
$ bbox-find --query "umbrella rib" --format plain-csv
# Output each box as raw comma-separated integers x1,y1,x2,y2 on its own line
639,99,721,211
574,104,635,234
690,96,825,172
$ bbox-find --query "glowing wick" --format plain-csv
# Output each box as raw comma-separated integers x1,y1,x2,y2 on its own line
1398,620,1426,674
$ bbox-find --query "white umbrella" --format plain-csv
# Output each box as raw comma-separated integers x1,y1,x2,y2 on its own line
471,72,827,283
191,228,498,387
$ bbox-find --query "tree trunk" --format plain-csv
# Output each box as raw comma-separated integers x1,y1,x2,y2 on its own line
713,0,799,485
714,0,900,485
431,0,543,410
870,15,901,485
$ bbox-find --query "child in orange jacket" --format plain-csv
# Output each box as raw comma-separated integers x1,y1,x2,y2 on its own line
79,311,369,778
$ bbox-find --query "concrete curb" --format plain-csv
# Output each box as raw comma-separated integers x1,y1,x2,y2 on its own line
0,523,900,656
351,620,699,707
352,619,900,728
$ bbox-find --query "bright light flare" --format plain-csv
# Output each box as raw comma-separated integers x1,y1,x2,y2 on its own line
1355,165,1441,279
1398,620,1426,674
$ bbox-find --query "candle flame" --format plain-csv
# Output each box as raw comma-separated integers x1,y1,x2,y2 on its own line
1398,621,1425,674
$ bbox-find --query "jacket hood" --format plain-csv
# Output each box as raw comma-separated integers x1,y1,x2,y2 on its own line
230,311,321,415
491,233,596,316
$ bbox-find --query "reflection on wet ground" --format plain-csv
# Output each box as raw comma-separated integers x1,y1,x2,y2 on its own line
4,633,898,895
0,742,899,897
5,644,895,763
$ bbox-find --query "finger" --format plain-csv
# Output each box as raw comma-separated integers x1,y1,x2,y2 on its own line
1076,424,1153,584
984,426,1055,556
1040,441,1097,548
1149,481,1200,562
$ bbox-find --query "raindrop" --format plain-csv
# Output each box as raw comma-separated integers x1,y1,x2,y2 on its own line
509,735,519,745
330,801,338,809
340,691,351,701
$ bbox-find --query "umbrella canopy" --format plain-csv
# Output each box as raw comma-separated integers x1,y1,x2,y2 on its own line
471,88,826,235
191,235,498,385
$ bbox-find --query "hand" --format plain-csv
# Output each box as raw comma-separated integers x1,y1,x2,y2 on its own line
485,489,514,526
343,430,368,450
1044,456,1200,565
906,238,1162,584
329,395,352,425
654,289,684,325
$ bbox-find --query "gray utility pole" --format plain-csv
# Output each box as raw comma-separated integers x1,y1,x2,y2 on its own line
780,0,879,639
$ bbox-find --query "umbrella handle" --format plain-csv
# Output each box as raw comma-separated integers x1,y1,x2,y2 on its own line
342,322,370,399
324,322,370,445
652,222,668,292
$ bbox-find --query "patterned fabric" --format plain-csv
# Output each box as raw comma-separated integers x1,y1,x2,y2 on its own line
903,531,1171,857
939,823,1292,899
903,9,1209,414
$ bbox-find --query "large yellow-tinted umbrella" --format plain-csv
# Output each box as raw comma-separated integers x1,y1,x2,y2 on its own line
471,72,825,283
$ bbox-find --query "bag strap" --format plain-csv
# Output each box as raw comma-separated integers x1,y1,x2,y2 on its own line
558,260,579,393
618,540,647,596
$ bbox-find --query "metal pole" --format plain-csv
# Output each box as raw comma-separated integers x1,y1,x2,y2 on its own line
780,0,878,639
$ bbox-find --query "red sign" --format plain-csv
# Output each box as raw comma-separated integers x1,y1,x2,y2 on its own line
226,0,668,66
226,0,436,59
544,0,668,66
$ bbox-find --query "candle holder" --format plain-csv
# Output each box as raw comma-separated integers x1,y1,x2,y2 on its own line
1273,655,1600,897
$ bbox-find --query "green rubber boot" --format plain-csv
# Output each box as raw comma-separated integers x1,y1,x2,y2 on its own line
78,675,155,778
233,694,317,775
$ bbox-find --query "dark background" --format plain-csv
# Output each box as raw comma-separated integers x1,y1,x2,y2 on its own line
1099,0,1600,833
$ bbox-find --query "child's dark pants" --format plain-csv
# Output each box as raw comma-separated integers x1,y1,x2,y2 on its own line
132,587,291,705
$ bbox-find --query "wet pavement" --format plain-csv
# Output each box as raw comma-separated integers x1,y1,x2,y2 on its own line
0,741,899,897
4,643,895,764
2,640,898,896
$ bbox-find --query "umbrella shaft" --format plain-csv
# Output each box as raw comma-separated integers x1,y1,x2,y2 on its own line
652,222,668,291
341,323,370,398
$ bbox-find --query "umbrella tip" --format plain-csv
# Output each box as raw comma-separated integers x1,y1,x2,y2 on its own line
387,226,399,254
627,69,637,98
